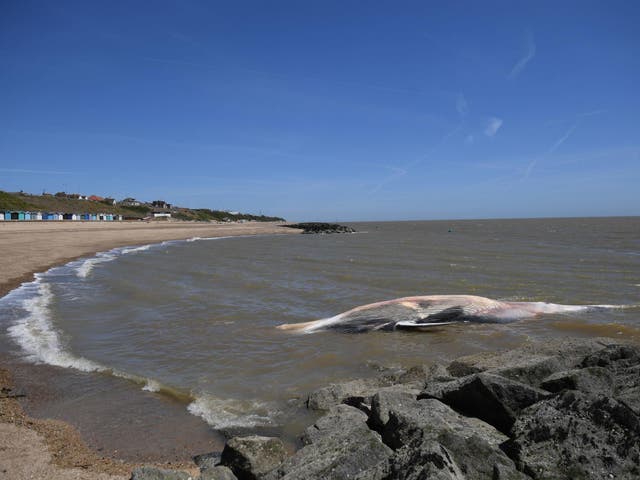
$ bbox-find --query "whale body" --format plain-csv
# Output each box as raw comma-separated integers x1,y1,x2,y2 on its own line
276,295,625,333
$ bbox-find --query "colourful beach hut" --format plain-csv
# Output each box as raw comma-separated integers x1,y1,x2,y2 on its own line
18,212,25,221
90,214,97,221
0,212,4,221
24,212,31,220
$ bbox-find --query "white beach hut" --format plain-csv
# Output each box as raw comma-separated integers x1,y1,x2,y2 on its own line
0,212,4,221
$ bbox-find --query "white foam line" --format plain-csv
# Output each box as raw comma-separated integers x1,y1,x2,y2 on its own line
187,394,278,429
7,280,104,372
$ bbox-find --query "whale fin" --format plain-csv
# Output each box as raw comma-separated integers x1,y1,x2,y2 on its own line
396,320,457,329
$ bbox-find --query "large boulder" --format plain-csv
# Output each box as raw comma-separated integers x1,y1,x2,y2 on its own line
194,452,222,472
369,388,418,431
381,398,507,450
307,378,387,410
199,467,238,480
356,440,467,480
301,403,369,445
502,390,640,479
374,398,525,479
540,366,614,394
446,338,619,381
220,436,288,480
130,467,192,480
420,372,549,433
580,343,640,414
265,405,392,480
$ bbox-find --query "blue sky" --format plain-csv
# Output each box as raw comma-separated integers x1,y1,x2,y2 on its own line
1,1,638,221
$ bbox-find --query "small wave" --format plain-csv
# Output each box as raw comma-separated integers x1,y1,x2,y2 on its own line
120,244,153,255
187,394,278,429
7,279,104,372
75,243,156,278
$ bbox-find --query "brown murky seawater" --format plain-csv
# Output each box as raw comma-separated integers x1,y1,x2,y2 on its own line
1,217,639,458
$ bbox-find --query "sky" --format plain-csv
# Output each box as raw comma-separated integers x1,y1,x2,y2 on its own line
1,1,639,221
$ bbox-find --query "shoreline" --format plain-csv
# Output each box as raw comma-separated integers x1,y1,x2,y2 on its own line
0,220,301,480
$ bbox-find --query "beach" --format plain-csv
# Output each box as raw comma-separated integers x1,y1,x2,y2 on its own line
0,220,299,480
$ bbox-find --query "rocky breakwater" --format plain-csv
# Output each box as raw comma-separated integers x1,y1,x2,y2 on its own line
131,337,640,480
281,222,356,234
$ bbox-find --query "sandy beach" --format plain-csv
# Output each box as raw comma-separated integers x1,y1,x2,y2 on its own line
0,220,299,480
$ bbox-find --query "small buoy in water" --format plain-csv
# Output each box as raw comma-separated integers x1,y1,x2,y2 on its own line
448,229,453,233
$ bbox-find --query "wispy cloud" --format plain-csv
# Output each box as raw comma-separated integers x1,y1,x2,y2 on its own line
465,134,474,144
370,124,462,193
0,168,75,175
508,29,536,80
456,93,468,116
525,110,605,177
484,117,503,137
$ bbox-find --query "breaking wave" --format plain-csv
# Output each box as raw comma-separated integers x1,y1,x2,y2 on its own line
187,394,278,429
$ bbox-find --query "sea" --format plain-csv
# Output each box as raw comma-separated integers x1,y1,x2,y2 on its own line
1,217,639,460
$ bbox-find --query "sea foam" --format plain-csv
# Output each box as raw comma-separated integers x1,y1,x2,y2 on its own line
187,394,278,429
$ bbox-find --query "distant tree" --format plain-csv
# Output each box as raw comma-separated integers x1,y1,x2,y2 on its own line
55,191,67,197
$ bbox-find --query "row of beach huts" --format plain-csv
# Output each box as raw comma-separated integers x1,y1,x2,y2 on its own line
0,211,123,221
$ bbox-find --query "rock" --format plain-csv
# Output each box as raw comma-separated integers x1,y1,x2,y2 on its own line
264,405,392,480
502,390,640,479
307,378,390,410
220,436,288,480
580,343,640,369
374,399,524,479
369,389,418,432
446,338,619,381
301,404,368,445
420,372,549,434
357,440,467,480
194,452,222,471
381,398,508,450
540,366,614,394
199,466,238,480
580,344,640,414
281,223,356,234
130,467,192,480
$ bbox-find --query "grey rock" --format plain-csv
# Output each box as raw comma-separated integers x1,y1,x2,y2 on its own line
376,399,524,479
502,390,640,479
446,338,619,380
306,378,389,411
580,344,640,414
130,467,192,480
220,436,288,480
381,398,508,450
199,466,238,480
265,405,392,480
301,403,368,445
420,372,549,433
369,389,418,432
540,366,614,394
580,343,640,369
356,440,466,480
194,452,222,471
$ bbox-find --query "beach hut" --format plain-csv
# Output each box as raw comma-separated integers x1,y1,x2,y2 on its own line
18,212,25,221
117,215,123,221
32,212,42,221
0,212,4,221
90,214,97,221
63,213,73,220
24,212,31,220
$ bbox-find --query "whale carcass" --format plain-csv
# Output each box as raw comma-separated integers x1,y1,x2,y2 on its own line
277,294,624,333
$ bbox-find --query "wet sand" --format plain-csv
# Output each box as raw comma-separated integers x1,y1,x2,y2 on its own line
0,220,299,480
